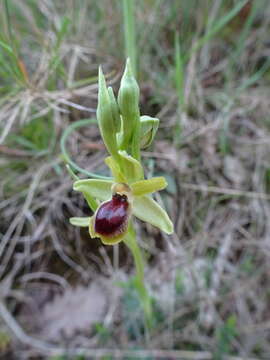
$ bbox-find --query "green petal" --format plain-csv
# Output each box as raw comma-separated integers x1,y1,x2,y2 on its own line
118,150,144,183
73,179,113,203
131,177,167,196
133,195,174,234
69,217,90,227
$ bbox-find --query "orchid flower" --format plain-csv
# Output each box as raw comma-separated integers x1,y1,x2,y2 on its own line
70,152,173,244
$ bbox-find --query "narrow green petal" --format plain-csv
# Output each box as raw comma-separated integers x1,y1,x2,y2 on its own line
131,177,167,196
104,156,126,183
69,217,90,227
118,150,144,183
73,179,113,202
133,196,174,234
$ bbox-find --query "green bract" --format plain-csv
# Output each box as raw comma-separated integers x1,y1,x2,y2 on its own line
69,59,173,245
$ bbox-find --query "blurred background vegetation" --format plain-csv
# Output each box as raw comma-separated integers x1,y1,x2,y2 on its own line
1,0,270,359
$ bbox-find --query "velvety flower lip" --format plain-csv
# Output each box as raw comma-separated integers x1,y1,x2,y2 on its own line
90,182,133,244
91,193,131,243
94,193,130,238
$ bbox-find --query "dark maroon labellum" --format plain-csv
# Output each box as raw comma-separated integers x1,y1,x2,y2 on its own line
94,194,130,238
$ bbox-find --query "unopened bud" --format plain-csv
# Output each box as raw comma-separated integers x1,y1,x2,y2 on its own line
117,58,140,149
97,67,119,158
140,115,159,149
108,87,121,133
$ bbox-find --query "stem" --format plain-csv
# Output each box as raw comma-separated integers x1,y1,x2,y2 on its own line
123,223,152,329
122,0,137,77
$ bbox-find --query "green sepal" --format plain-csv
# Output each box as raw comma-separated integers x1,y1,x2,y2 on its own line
131,177,167,196
73,179,113,202
69,217,90,227
133,195,173,234
140,115,159,149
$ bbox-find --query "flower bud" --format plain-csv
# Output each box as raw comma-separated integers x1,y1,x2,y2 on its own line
97,67,119,158
139,115,159,149
108,86,121,133
117,58,140,149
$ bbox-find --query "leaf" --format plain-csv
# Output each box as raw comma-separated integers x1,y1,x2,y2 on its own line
133,196,173,234
131,177,167,196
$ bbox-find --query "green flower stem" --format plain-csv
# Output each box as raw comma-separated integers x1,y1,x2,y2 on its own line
122,0,137,78
124,223,152,329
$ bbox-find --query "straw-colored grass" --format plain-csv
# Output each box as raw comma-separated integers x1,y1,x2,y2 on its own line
1,1,270,359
